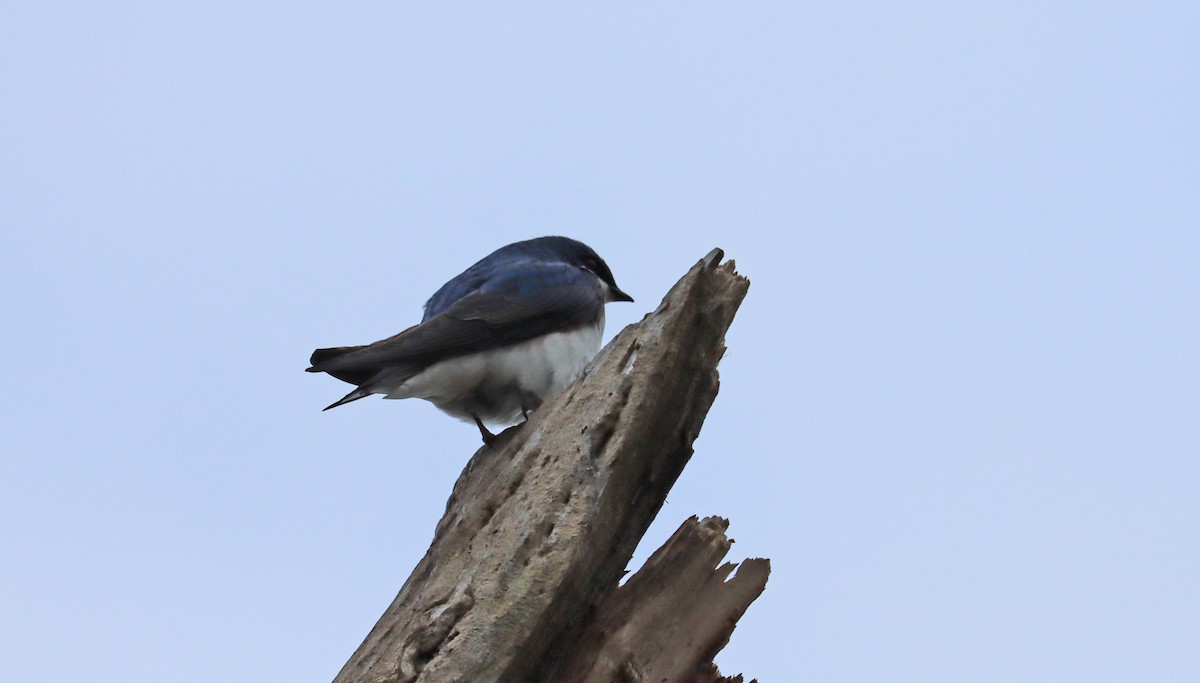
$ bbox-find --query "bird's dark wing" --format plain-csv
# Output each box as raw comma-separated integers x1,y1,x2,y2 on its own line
307,262,603,379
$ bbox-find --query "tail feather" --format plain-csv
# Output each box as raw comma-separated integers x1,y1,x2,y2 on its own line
307,345,381,386
309,346,420,412
322,386,374,411
308,345,363,369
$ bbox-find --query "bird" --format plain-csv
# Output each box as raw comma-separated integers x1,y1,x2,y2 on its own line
306,236,633,444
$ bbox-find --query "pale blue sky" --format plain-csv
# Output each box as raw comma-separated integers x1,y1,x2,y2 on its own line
2,3,1197,681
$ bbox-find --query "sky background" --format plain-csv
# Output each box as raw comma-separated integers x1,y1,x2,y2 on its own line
2,3,1197,681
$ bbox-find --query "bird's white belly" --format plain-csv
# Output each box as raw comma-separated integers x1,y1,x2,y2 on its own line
382,317,604,425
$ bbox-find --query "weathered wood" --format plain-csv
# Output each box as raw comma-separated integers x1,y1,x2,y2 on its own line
548,516,770,683
333,249,762,683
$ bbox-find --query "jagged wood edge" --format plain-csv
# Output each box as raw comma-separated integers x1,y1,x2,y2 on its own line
550,515,770,683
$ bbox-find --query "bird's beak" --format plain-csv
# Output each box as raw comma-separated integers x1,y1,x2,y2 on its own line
609,286,634,303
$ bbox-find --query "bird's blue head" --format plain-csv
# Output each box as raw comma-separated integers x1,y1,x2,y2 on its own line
511,236,634,303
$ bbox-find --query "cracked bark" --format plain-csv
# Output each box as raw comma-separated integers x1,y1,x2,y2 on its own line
332,249,766,683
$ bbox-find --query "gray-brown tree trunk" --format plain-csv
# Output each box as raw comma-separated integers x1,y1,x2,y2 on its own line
333,249,766,683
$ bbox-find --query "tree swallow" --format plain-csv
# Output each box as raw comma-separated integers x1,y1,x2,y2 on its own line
307,236,633,443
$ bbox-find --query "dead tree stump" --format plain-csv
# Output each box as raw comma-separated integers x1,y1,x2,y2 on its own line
333,249,766,683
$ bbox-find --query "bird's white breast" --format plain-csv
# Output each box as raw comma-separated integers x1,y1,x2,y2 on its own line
381,313,605,425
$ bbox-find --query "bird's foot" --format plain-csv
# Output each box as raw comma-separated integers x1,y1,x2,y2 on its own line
473,415,498,447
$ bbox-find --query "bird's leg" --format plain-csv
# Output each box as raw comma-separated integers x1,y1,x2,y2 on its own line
520,393,544,421
472,414,497,447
